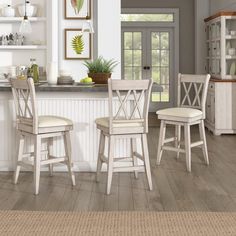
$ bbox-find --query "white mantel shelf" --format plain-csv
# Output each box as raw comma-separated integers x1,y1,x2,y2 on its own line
0,45,47,50
0,17,46,22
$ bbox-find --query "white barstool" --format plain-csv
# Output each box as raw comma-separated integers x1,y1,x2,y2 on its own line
95,79,153,195
10,78,75,195
156,74,210,172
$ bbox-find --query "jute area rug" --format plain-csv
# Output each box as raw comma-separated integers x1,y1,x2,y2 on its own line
0,211,236,236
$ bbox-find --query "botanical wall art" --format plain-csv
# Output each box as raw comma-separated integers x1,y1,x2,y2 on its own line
65,0,91,19
65,29,91,60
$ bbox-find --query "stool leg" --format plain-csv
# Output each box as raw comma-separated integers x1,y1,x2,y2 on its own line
175,125,181,160
14,134,25,184
47,137,53,177
199,120,209,165
96,132,105,182
156,120,166,165
34,135,41,195
64,131,76,186
131,138,138,179
142,134,153,191
107,136,115,195
184,124,191,172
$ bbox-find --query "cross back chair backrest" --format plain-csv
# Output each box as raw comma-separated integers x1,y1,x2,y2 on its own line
108,79,153,134
10,78,38,134
177,73,211,119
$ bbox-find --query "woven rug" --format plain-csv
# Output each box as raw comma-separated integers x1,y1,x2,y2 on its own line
0,211,236,236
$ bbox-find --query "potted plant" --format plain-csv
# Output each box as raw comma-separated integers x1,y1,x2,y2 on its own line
83,56,118,84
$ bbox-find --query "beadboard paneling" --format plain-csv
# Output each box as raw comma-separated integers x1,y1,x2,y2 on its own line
0,92,135,172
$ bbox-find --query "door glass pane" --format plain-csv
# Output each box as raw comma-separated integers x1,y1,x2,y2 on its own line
161,50,169,66
123,32,142,80
133,33,142,49
152,50,160,66
152,33,160,49
124,33,132,49
152,67,160,83
151,31,170,102
133,67,142,80
124,50,132,66
133,50,142,66
160,32,169,49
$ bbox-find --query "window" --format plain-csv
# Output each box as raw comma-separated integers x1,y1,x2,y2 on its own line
121,14,174,22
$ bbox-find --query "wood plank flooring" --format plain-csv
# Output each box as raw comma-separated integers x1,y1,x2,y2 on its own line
0,126,236,212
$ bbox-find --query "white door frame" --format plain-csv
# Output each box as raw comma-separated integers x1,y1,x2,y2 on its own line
121,8,179,108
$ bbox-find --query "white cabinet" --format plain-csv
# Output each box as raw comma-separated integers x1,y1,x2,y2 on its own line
205,12,236,79
205,81,236,135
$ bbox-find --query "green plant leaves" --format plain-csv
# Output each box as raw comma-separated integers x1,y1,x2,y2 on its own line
70,0,84,15
71,35,84,55
83,56,118,73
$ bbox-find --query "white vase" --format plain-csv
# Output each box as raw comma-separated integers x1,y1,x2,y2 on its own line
47,62,58,85
2,5,15,17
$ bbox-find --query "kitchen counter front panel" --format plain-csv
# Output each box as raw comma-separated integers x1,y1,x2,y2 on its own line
0,91,139,171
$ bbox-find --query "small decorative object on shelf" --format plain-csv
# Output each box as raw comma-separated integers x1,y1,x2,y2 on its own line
0,33,25,46
47,62,58,85
2,5,15,17
28,58,39,83
83,56,118,84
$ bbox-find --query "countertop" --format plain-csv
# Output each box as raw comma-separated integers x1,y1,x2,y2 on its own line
0,82,163,92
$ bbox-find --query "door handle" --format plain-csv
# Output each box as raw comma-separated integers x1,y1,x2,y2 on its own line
143,66,151,70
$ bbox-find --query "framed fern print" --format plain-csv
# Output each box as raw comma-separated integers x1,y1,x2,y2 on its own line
65,0,91,19
65,29,91,60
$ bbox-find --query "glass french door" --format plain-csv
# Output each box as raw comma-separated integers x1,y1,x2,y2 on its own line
121,27,174,111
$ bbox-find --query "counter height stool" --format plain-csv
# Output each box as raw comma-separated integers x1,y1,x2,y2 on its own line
10,78,75,195
156,74,210,172
95,79,153,195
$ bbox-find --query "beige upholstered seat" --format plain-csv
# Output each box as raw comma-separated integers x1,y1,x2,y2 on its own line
157,108,203,123
156,74,211,172
96,79,153,195
38,116,73,128
10,78,75,195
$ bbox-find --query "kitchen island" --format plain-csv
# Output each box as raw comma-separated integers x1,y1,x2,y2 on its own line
0,82,162,171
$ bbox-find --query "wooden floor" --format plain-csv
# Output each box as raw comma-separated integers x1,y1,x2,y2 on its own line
0,125,236,212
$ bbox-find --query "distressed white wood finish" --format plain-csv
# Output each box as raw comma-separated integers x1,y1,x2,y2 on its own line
157,74,210,172
10,78,75,195
96,79,153,195
0,90,134,172
205,81,236,135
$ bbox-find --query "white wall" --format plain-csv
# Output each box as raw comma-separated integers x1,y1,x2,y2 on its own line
58,0,121,81
210,0,236,14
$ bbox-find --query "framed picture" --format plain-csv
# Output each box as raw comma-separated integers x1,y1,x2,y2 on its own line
65,0,91,19
65,29,91,60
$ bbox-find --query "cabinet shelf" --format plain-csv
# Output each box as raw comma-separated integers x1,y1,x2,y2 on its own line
0,45,46,50
0,17,46,23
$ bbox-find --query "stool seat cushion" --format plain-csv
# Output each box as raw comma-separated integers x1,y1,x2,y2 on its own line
38,116,73,128
156,107,203,123
95,117,143,128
